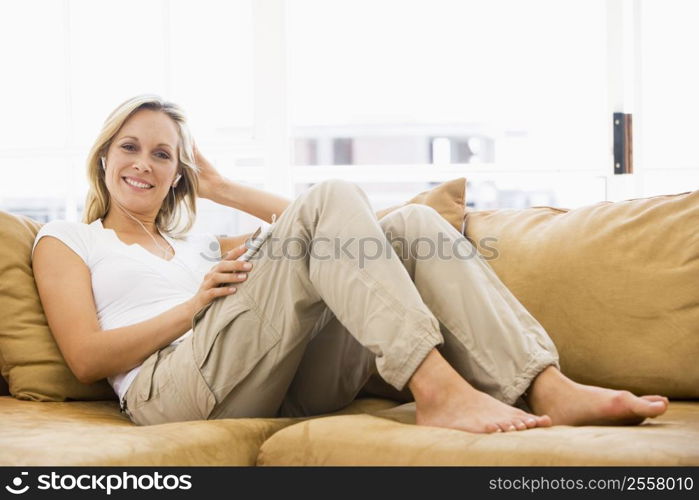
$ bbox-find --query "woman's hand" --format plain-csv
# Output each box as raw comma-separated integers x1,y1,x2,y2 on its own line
187,244,253,317
192,141,225,200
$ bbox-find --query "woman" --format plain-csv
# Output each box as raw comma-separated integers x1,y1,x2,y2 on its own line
32,95,668,432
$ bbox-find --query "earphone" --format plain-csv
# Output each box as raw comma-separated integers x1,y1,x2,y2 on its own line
101,156,181,187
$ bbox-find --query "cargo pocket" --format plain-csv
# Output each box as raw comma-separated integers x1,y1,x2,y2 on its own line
191,297,282,416
127,345,174,409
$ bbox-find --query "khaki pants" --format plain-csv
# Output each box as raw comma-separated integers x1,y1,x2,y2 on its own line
124,180,559,425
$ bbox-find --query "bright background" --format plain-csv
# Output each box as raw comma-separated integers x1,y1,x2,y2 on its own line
0,0,697,236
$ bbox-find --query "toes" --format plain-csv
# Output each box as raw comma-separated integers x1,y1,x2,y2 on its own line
642,395,669,406
536,414,553,427
495,421,514,432
645,401,668,417
484,422,501,433
491,417,544,433
523,417,538,428
513,419,528,431
631,395,668,417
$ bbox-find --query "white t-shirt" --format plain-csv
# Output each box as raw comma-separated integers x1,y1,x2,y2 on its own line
31,219,221,404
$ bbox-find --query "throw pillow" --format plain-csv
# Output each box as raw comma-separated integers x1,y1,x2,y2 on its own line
376,178,466,232
0,210,116,401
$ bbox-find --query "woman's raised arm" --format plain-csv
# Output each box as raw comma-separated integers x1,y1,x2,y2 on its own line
194,144,291,223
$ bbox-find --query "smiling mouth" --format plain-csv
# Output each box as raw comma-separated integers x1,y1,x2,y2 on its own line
122,177,154,190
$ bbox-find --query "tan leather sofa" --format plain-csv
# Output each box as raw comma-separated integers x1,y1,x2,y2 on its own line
1,185,698,466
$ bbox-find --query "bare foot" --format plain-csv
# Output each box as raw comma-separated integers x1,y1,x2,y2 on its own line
527,366,669,426
409,349,551,433
415,381,552,433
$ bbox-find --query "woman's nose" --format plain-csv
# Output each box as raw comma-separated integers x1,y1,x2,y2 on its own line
132,159,152,172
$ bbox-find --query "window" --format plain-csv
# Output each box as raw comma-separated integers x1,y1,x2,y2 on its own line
287,0,608,171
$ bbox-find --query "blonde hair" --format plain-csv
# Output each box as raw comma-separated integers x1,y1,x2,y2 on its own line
82,94,199,238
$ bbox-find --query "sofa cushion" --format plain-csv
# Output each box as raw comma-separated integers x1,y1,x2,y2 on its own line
0,395,397,465
257,401,699,466
463,191,699,398
0,210,115,401
376,177,466,232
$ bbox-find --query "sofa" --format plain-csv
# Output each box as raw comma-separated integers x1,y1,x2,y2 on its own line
1,179,698,466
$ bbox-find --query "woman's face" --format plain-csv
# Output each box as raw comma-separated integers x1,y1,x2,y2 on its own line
104,109,180,215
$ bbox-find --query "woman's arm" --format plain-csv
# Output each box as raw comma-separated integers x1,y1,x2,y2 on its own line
194,144,291,223
33,237,197,384
34,237,248,384
80,303,195,384
208,178,290,224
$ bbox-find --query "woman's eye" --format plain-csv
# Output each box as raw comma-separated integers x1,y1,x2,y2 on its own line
121,144,169,160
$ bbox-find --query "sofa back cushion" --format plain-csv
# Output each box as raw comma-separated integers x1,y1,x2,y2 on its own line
464,191,699,398
0,210,115,401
